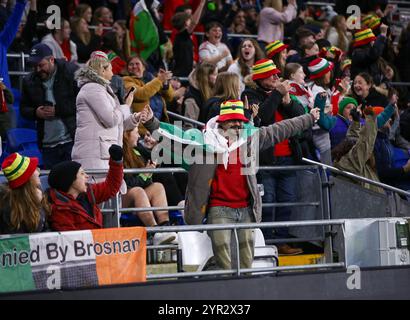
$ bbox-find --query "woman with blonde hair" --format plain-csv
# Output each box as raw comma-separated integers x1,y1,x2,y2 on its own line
0,153,49,234
70,16,103,64
258,0,297,45
74,3,93,24
72,51,143,194
112,20,131,61
326,15,351,52
204,72,241,120
183,62,218,128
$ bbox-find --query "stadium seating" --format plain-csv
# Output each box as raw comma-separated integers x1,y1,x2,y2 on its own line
5,128,43,166
11,88,35,130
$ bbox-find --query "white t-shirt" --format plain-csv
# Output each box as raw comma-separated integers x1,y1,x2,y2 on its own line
199,41,233,71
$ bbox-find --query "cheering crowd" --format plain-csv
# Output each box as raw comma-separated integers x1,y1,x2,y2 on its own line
1,0,410,270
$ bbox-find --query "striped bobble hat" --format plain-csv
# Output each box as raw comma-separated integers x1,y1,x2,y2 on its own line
217,100,249,123
90,50,109,61
265,40,289,59
362,14,381,30
353,28,377,48
308,58,334,80
1,153,39,189
252,59,280,81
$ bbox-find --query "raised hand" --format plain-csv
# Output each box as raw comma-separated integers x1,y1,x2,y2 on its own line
158,69,172,83
140,104,154,124
350,108,361,122
275,80,291,96
310,107,320,121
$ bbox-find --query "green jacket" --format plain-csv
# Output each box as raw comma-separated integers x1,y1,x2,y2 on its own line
333,115,384,193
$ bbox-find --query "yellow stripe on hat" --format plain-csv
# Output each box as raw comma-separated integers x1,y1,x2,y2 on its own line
355,28,375,39
266,40,285,54
3,154,30,182
252,60,276,74
220,100,245,116
362,14,380,29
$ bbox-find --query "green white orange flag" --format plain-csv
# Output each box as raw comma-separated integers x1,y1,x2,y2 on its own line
0,227,146,293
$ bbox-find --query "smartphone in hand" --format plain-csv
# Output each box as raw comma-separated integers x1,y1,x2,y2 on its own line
124,87,135,101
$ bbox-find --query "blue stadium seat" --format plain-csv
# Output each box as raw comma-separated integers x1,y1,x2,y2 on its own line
120,213,141,227
5,128,43,166
6,128,37,151
40,175,49,191
0,175,7,185
10,88,36,129
120,210,185,227
169,210,185,225
11,88,21,105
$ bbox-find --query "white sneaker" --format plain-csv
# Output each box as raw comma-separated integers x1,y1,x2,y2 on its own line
153,232,177,245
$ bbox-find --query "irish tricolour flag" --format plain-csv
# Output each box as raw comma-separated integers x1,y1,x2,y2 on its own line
0,227,146,293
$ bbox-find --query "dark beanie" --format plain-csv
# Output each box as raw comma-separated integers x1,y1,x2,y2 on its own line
48,161,82,193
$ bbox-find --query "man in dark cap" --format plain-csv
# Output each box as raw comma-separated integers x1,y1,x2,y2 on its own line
20,43,79,169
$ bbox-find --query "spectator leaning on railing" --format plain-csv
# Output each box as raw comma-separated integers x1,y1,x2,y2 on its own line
47,145,124,232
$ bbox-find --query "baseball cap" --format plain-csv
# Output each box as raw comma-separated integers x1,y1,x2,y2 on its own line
28,43,53,65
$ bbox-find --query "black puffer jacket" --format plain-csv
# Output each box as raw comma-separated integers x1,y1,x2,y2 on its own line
20,59,80,148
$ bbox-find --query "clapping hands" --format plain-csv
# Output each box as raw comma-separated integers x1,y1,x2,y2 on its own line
140,104,154,124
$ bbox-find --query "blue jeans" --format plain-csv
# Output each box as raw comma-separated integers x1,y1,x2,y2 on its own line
42,141,74,169
259,156,297,239
207,206,254,270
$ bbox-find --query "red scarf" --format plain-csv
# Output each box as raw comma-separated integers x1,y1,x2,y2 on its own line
0,87,8,113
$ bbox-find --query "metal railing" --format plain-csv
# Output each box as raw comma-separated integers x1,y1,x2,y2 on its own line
145,219,346,279
167,111,205,128
302,157,410,198
1,160,408,279
7,51,410,89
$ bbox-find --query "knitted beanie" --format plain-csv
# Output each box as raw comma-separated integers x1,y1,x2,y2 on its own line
338,97,358,116
48,161,82,193
265,40,288,59
252,59,280,81
353,28,377,48
217,100,249,123
1,153,39,189
308,58,334,80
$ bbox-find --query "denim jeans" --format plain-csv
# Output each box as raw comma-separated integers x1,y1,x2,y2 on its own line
207,206,254,270
42,141,74,169
258,156,297,239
